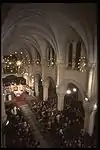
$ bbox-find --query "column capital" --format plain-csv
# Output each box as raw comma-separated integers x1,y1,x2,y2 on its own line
42,82,49,88
42,79,49,87
56,61,65,68
34,77,39,82
83,100,97,114
57,92,65,97
88,63,96,69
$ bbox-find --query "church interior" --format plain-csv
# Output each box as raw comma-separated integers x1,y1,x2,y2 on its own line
1,3,97,148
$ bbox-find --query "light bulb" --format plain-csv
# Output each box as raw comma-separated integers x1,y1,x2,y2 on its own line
85,97,88,101
66,89,71,94
56,85,58,88
73,88,77,92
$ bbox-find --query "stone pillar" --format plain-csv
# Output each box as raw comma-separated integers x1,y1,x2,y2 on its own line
43,81,49,101
34,77,39,97
87,64,95,98
56,59,65,86
1,84,7,124
1,56,7,124
57,93,64,111
84,111,90,133
83,100,93,134
1,46,7,147
88,110,96,136
91,64,97,98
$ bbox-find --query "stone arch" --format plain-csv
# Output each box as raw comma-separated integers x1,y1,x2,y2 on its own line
44,76,56,88
59,79,85,101
34,73,43,98
34,73,42,79
3,31,42,62
63,81,85,131
2,6,59,58
44,76,57,99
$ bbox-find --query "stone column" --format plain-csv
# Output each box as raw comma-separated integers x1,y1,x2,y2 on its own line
83,100,93,134
43,81,49,101
1,46,7,148
1,56,7,124
87,64,95,99
57,93,64,111
88,110,96,136
91,64,97,98
34,76,39,97
56,59,65,86
84,111,90,133
1,83,7,124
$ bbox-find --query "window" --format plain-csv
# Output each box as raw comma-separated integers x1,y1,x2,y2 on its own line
36,51,41,64
48,48,50,61
47,46,56,67
68,43,73,68
75,42,81,69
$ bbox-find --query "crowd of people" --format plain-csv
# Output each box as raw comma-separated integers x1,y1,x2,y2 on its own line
3,92,97,148
4,103,41,148
28,96,97,148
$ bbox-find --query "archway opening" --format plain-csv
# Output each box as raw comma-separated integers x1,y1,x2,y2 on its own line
64,83,85,134
38,76,43,101
47,77,57,106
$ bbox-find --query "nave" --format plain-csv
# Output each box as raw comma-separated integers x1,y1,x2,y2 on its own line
3,91,97,148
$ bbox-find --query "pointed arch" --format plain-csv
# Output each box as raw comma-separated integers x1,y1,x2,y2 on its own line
68,43,73,68
75,41,81,69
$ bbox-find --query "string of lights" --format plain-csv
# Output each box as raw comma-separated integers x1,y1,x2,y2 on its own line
78,56,88,72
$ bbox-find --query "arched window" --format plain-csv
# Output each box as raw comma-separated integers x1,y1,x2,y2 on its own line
68,43,73,68
47,46,56,67
75,42,81,69
48,48,51,61
36,51,41,64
